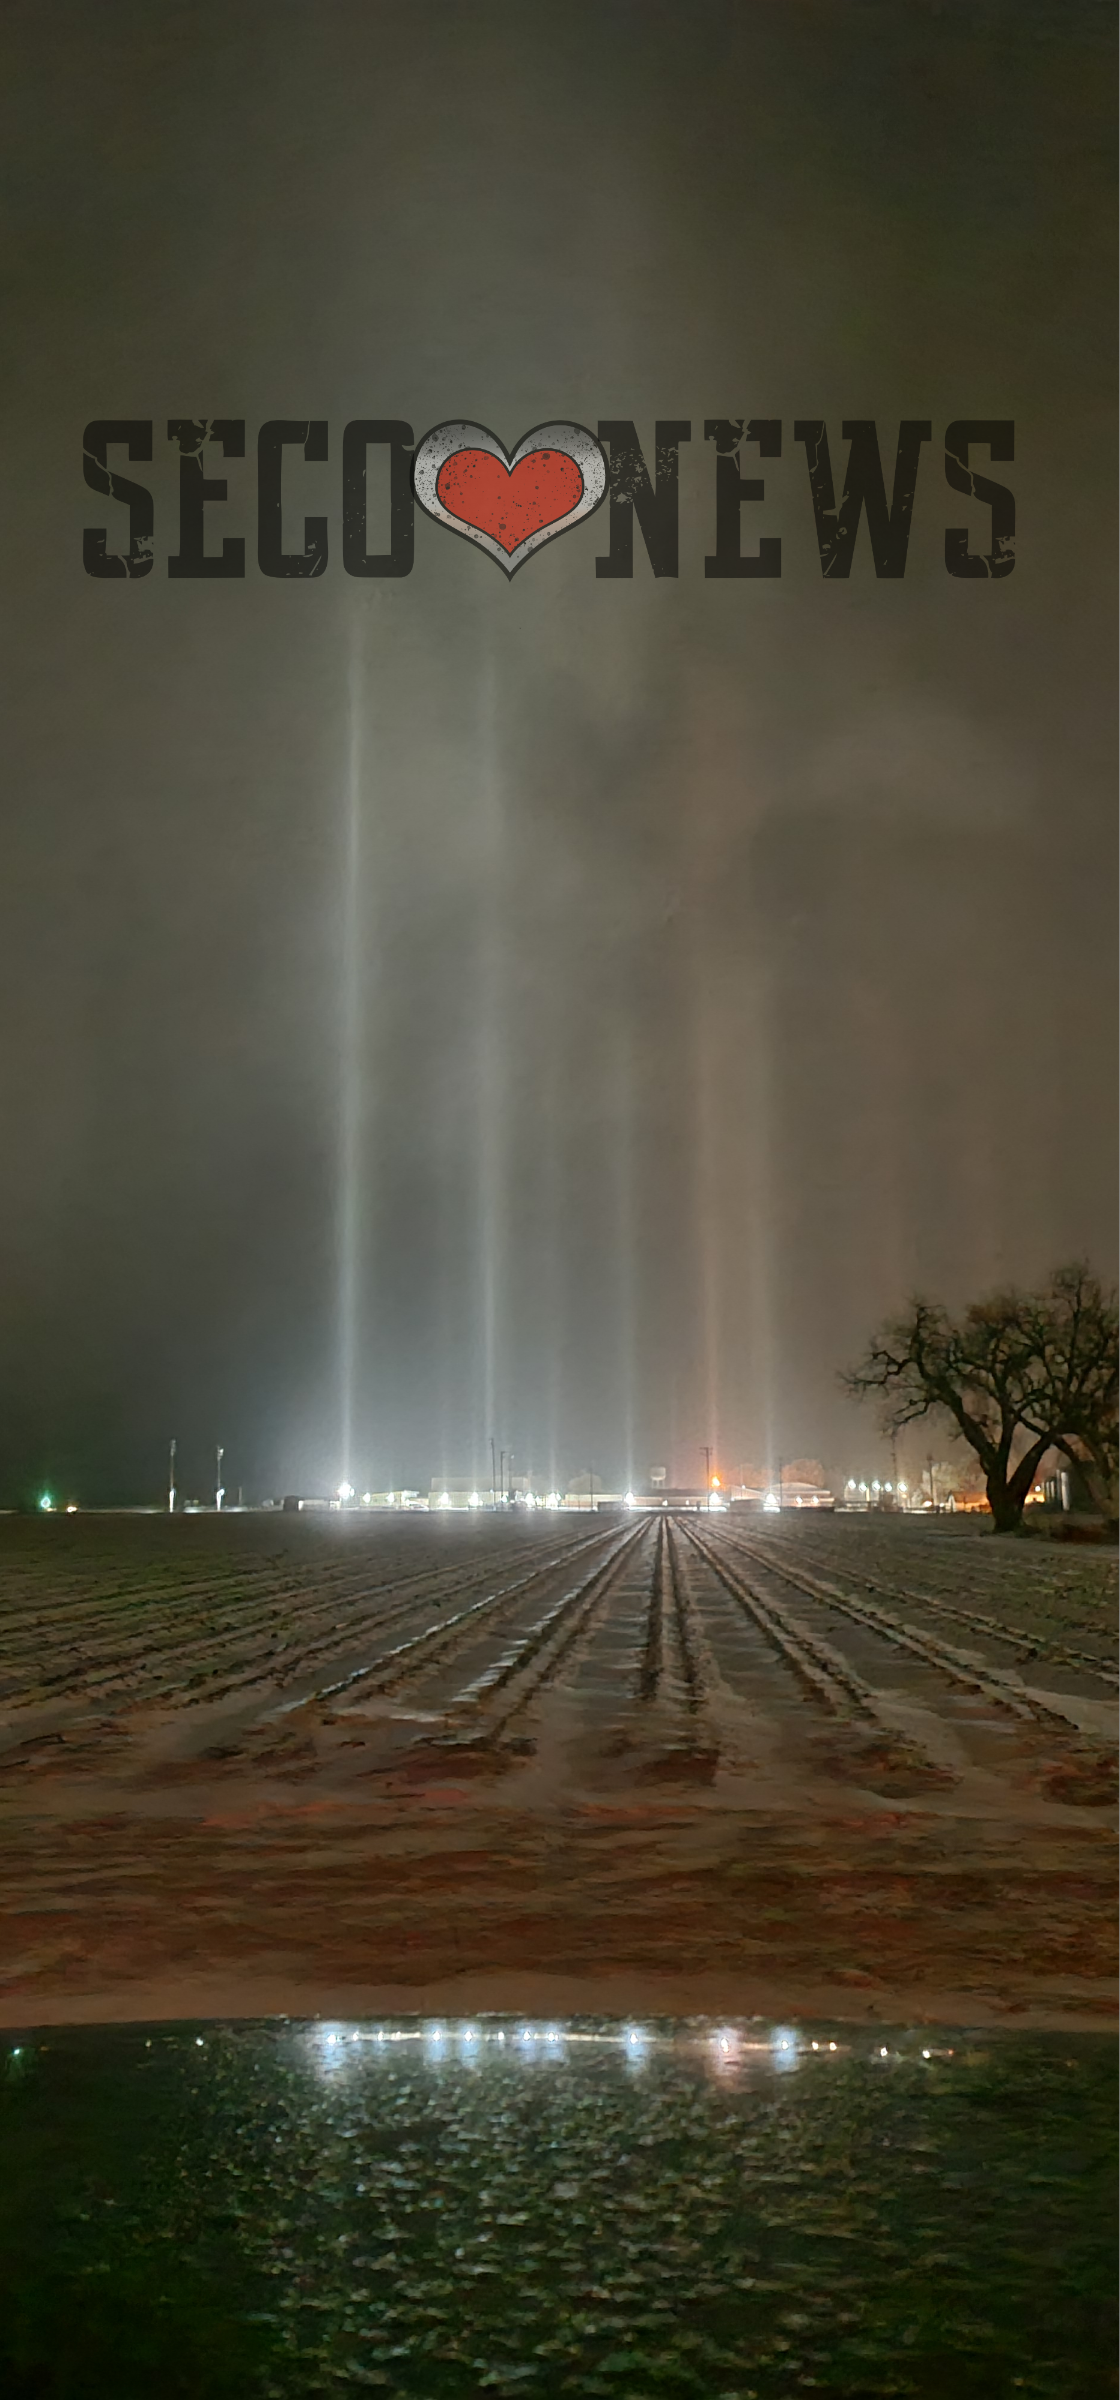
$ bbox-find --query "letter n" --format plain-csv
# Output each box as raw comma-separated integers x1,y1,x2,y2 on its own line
595,421,691,578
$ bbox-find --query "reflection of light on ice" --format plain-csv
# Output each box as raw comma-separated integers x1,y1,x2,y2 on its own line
303,2018,868,2076
312,2021,352,2072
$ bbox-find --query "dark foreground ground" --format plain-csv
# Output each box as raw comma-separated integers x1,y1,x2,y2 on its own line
0,1511,1115,2029
1,2015,1115,2399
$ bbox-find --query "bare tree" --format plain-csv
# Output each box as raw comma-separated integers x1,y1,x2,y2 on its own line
842,1264,1118,1533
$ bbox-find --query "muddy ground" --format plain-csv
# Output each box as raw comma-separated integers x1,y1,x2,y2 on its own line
0,1509,1114,2030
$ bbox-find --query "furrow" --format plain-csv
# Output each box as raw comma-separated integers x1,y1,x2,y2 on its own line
679,1521,871,1719
727,1535,1070,1723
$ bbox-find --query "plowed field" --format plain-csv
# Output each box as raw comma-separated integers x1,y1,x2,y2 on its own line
0,1510,1115,2028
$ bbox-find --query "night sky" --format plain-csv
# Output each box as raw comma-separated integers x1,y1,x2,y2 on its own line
1,0,1115,1505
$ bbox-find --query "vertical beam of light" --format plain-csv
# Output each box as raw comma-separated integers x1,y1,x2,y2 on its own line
536,1044,563,1500
691,938,723,1486
743,951,777,1484
612,1016,637,1494
475,638,505,1483
337,623,365,1492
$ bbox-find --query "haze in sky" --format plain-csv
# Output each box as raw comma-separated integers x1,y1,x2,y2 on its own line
0,0,1115,1504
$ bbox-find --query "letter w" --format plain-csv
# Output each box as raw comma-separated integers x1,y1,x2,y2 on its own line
793,419,931,578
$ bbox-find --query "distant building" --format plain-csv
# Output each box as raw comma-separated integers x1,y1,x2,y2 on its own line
732,1459,834,1511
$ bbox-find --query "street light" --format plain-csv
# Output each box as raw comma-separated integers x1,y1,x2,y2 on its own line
215,1445,225,1512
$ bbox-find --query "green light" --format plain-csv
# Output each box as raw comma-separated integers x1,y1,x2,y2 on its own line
39,1492,53,1512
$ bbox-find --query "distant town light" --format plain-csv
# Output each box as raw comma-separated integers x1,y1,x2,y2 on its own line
65,1502,78,1514
337,1481,355,1503
439,1491,450,1508
763,1491,780,1512
38,1493,53,1512
469,1491,480,1507
625,1490,636,1508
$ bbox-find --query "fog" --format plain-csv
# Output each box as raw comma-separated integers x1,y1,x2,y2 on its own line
0,0,1114,1504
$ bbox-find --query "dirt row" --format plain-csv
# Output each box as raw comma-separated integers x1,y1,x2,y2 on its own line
0,1513,1114,2029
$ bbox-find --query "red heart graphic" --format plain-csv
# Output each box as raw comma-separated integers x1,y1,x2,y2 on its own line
435,447,584,555
413,421,608,576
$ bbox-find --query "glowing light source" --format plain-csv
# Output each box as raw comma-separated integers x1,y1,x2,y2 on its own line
771,2025,800,2071
469,1492,480,1507
625,1490,635,1508
337,1481,355,1503
38,1493,54,1512
66,1502,78,1514
763,1491,780,1513
439,1491,450,1508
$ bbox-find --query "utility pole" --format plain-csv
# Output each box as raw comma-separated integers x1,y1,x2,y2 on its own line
701,1446,713,1510
926,1453,935,1510
490,1436,497,1511
168,1438,177,1515
777,1458,784,1510
215,1445,225,1512
586,1469,596,1513
499,1448,506,1506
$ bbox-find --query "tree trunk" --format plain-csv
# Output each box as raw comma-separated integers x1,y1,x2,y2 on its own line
987,1436,1052,1534
985,1468,1025,1533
